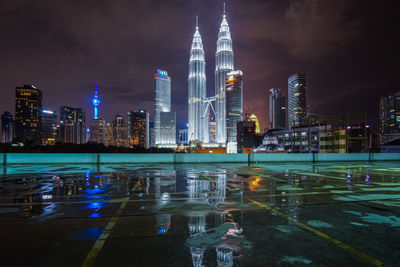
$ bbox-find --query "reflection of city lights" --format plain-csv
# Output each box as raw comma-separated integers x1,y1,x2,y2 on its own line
157,224,169,234
249,177,261,191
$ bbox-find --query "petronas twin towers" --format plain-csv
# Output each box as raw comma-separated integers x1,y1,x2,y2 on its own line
188,7,234,144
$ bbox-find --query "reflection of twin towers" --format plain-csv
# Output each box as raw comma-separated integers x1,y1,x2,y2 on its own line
188,4,234,144
187,170,233,267
151,169,233,267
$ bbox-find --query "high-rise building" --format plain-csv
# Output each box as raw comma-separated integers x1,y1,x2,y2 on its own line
90,118,106,144
215,8,234,144
110,115,127,147
59,106,85,144
128,110,149,149
269,88,286,130
225,70,243,153
15,85,43,144
159,112,176,146
154,69,172,145
179,128,188,145
379,92,400,145
105,122,113,146
149,122,155,148
1,111,14,143
288,74,307,128
188,17,209,143
380,92,400,134
41,109,57,145
249,114,261,134
237,120,256,153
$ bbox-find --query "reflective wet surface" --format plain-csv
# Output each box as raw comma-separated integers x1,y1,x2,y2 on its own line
0,162,399,266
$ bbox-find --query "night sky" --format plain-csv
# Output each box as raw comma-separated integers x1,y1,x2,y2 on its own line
0,0,399,131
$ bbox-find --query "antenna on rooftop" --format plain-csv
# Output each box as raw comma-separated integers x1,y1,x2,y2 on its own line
223,2,226,16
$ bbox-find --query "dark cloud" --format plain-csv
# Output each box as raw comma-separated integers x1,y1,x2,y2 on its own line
0,0,399,131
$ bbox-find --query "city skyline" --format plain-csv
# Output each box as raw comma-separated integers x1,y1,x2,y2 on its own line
0,1,399,131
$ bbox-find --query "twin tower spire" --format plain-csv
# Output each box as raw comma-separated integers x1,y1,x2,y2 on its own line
188,4,234,144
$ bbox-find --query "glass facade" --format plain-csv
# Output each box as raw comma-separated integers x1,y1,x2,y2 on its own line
154,70,171,145
15,85,43,144
269,88,286,130
225,70,243,153
110,115,127,147
41,109,57,145
379,92,400,134
288,74,307,128
159,112,176,145
90,118,106,144
128,110,149,149
59,106,86,144
179,128,188,145
1,111,14,143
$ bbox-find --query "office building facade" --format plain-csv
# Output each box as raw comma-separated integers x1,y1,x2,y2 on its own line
41,109,57,145
110,115,127,147
237,120,256,153
154,69,172,145
179,128,188,145
59,106,85,144
288,74,307,128
90,118,106,144
225,70,243,153
15,85,43,144
269,88,286,130
379,92,400,134
128,110,149,149
159,112,176,146
1,111,14,143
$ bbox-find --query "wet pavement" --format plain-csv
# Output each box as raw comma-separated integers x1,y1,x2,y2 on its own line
0,162,399,266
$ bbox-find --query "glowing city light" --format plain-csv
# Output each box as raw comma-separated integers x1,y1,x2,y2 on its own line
91,84,101,119
42,109,54,114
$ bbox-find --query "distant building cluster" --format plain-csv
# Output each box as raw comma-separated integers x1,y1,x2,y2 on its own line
1,5,399,153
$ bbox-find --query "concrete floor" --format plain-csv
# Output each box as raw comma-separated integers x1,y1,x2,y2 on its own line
0,162,399,266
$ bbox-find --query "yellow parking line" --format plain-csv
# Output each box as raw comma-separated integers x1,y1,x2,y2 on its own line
81,183,139,267
247,198,385,267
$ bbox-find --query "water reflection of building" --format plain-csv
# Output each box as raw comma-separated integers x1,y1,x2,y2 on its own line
217,246,233,267
150,170,177,235
283,171,303,224
185,169,249,267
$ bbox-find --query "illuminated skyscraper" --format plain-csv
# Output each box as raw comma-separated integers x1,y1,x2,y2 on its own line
379,92,400,134
128,110,149,149
59,106,85,144
269,88,286,129
41,109,57,145
15,85,43,144
90,118,106,144
159,112,176,146
110,115,127,147
1,111,14,143
250,114,261,134
288,74,307,128
225,70,243,153
179,128,188,145
188,17,209,143
154,69,172,145
91,84,101,119
215,6,234,144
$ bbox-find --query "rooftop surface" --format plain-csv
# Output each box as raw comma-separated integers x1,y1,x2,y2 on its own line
0,162,399,266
